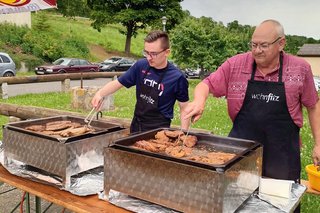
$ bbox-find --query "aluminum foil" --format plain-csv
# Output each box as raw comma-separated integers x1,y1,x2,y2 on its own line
104,184,305,213
102,190,179,213
0,140,103,196
237,182,306,212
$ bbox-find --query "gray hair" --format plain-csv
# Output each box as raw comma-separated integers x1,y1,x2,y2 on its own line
260,19,285,37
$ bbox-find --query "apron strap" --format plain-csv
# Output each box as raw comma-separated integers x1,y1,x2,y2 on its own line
278,52,283,82
250,62,256,80
141,62,169,85
141,65,151,81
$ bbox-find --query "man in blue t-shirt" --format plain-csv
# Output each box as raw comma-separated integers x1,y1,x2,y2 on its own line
91,30,189,133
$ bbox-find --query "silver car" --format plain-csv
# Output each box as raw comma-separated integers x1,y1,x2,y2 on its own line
314,76,320,91
0,52,16,77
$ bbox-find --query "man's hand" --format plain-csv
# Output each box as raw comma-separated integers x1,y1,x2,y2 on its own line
312,144,320,166
91,92,104,110
183,82,209,122
183,101,205,123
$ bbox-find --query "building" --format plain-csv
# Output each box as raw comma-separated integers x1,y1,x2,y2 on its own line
297,44,320,76
0,12,31,28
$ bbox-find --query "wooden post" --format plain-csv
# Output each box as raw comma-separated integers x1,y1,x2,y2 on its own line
0,83,8,99
61,79,70,93
80,72,83,89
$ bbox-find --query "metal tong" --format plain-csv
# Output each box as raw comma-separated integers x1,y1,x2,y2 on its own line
84,107,97,127
178,117,194,146
84,98,104,127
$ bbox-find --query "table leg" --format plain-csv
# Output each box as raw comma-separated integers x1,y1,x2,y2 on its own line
25,193,30,213
35,196,41,212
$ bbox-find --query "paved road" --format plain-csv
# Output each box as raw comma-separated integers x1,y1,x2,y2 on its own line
7,78,110,97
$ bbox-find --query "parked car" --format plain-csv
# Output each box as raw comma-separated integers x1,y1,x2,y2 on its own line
101,56,123,64
35,58,99,75
0,52,16,77
314,76,320,91
184,68,211,79
184,68,200,79
99,57,135,72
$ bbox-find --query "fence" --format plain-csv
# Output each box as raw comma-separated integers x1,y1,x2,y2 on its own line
0,72,123,99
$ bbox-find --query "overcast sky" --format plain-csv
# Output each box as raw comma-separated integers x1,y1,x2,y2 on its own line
181,0,320,40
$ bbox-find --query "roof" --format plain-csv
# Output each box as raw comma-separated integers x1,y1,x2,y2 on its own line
297,44,320,56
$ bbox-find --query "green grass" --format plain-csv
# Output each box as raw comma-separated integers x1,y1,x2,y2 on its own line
39,14,146,59
16,71,36,77
0,79,319,212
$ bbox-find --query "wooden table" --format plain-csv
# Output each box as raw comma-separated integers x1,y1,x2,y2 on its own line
301,179,320,195
1,164,309,213
0,165,128,213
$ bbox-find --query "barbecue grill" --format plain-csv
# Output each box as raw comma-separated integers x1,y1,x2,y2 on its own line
104,128,263,213
3,115,129,188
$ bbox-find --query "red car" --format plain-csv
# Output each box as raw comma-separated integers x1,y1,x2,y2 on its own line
35,58,99,75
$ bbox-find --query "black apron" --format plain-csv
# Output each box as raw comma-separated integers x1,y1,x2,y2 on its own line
229,54,301,183
130,67,171,133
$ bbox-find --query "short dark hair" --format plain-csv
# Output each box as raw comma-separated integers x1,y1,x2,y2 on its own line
144,30,170,50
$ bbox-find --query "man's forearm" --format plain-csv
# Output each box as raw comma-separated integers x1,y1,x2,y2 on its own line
179,101,190,130
99,79,123,97
307,100,320,165
194,82,210,106
308,100,320,145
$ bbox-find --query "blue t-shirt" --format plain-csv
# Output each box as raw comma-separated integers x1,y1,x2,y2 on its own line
118,58,189,119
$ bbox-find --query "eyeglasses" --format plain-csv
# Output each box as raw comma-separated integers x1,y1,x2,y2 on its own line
248,37,282,51
142,49,167,58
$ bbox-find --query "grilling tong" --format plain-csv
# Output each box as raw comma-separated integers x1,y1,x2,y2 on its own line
84,99,104,127
178,116,194,145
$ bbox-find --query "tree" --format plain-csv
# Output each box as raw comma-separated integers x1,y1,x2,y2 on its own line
171,16,238,72
226,20,254,53
285,35,320,55
87,0,184,55
33,11,51,32
57,0,91,18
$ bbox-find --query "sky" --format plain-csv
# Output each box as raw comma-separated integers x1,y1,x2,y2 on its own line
181,0,320,40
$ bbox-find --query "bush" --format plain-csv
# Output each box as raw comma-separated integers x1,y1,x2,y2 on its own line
0,20,87,62
62,37,89,58
0,23,29,46
6,52,43,72
32,11,50,32
20,31,90,62
20,55,44,71
21,31,64,61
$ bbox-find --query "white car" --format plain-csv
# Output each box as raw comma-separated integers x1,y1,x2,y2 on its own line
314,76,320,91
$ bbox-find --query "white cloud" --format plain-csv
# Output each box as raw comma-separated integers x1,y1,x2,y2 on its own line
181,0,320,39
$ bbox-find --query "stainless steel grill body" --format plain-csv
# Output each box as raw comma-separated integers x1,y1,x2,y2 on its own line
3,116,129,188
104,128,263,213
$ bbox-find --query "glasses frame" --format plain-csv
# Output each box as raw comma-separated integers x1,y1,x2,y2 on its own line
142,49,167,58
248,37,282,51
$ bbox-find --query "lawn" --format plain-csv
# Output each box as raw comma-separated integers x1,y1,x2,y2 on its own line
41,14,146,59
0,79,319,212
